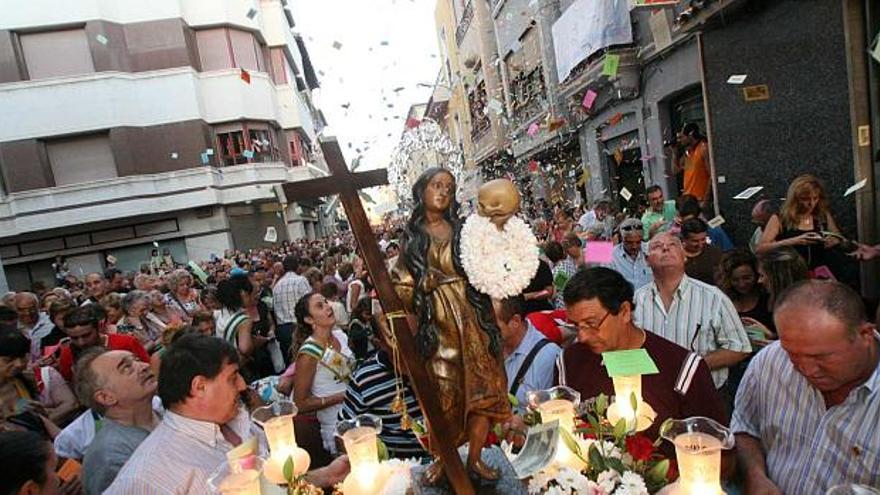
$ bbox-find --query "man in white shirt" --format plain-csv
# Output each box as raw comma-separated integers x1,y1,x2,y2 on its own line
272,255,312,364
14,292,56,362
611,219,653,290
633,233,750,396
576,199,612,240
107,335,349,494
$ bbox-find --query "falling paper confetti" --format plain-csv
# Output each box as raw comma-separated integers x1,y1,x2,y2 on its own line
153,241,159,248
170,152,178,159
205,148,214,156
707,215,726,228
608,113,624,126
844,178,868,197
602,54,620,78
95,34,108,45
527,122,540,136
733,186,763,200
332,41,342,50
620,187,632,201
240,68,251,84
246,7,258,19
727,74,748,85
582,89,598,110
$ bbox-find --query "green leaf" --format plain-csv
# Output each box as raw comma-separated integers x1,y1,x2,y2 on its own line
283,455,294,483
630,391,639,415
587,443,605,472
613,418,628,440
377,439,389,461
588,413,601,439
508,393,520,407
595,393,608,417
560,428,583,458
646,459,670,483
605,457,626,474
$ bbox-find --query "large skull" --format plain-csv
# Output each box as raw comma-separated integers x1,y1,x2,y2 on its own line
477,179,521,229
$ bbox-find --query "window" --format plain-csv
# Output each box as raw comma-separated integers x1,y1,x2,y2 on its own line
196,28,266,72
287,131,310,167
46,133,117,186
20,29,95,80
269,48,290,85
214,122,280,166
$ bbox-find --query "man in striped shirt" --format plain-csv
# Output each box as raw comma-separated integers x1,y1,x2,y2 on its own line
273,255,313,364
339,318,427,459
633,233,751,393
733,280,880,494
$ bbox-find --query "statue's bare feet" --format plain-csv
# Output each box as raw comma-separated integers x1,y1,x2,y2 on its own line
468,459,500,481
424,460,445,485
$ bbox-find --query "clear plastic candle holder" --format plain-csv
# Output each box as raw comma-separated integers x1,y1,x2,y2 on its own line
252,399,311,484
661,417,734,495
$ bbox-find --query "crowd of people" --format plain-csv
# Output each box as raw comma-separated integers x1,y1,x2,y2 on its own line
1,169,878,494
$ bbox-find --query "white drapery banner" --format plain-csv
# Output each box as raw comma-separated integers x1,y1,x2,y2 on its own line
552,0,633,82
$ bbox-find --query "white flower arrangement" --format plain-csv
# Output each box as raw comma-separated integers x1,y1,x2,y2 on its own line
377,458,420,495
460,213,540,299
529,467,649,495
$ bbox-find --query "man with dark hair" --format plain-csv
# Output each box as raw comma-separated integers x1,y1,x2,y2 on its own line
493,296,560,413
57,305,149,382
576,199,612,239
78,348,159,494
0,430,67,495
107,334,349,493
557,267,726,455
734,280,880,493
641,185,674,240
272,255,312,365
670,122,711,202
681,218,723,285
104,268,129,294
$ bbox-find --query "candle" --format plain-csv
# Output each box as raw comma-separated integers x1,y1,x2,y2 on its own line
337,414,386,495
674,432,723,495
612,375,642,428
253,400,310,484
661,417,734,495
528,386,585,470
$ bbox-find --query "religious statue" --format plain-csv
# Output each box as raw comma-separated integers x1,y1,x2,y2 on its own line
391,168,512,484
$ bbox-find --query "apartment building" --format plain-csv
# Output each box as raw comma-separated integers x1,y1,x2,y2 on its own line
0,0,333,290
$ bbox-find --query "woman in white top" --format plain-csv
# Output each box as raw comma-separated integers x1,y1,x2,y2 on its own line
292,292,354,454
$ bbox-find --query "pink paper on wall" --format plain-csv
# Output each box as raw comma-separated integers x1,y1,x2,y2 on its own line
582,89,598,110
584,241,614,264
527,122,540,136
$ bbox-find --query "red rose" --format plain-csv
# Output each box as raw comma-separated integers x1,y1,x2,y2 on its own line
484,431,500,447
666,459,679,482
625,435,655,461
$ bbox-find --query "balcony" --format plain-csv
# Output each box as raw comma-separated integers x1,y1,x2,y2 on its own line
455,1,475,46
0,162,326,238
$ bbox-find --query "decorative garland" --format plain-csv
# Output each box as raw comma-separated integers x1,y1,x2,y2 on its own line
460,214,540,299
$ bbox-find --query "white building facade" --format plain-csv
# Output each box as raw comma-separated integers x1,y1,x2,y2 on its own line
0,0,332,289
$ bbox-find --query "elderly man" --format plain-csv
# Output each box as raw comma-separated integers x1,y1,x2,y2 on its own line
106,334,349,494
77,349,160,494
557,267,726,455
82,273,108,306
14,292,58,362
734,280,880,493
611,218,653,290
634,233,751,398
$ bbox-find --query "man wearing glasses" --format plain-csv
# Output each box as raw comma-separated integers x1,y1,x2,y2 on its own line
634,233,751,407
611,218,653,290
555,267,727,457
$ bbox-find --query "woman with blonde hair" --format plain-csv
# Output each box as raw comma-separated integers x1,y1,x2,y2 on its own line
164,269,201,318
757,174,841,271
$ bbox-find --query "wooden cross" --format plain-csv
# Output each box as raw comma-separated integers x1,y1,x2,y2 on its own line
282,136,476,495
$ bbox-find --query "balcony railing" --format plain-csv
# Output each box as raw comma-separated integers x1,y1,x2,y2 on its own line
455,1,474,46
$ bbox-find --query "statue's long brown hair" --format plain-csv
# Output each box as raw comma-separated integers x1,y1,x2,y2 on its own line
401,168,501,358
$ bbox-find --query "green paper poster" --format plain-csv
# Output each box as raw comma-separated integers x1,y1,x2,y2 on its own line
601,349,659,377
602,54,620,77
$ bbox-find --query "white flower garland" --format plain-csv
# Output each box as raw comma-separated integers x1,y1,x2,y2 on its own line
460,214,540,300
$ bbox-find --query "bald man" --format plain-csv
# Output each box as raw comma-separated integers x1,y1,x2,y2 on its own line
633,233,750,400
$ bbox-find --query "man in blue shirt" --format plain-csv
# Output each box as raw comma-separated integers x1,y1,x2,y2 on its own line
493,296,561,413
611,218,653,290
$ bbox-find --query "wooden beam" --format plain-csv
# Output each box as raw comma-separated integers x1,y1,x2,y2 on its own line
281,168,388,200
318,137,476,494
